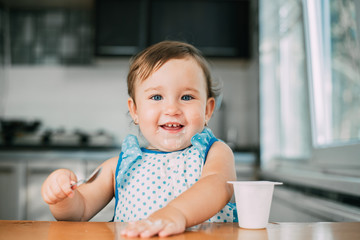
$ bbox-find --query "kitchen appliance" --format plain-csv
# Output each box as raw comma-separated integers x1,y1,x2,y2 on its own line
0,119,41,145
0,119,115,149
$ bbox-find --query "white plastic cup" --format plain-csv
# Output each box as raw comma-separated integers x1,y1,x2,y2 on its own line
228,181,282,229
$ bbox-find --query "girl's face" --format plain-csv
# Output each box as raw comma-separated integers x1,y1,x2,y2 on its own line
128,58,215,152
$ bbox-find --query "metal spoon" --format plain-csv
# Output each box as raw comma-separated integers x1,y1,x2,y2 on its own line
71,167,102,189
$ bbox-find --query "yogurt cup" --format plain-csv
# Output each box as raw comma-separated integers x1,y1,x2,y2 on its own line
228,181,282,229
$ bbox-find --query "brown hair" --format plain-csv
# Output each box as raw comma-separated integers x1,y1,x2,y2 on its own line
127,41,220,103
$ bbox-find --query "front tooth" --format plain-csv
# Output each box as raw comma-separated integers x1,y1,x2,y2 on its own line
165,123,180,127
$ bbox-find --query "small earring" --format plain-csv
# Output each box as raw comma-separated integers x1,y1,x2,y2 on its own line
134,118,139,125
205,121,208,127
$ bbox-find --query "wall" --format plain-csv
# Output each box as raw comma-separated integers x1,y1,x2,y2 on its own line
0,0,259,148
1,57,259,147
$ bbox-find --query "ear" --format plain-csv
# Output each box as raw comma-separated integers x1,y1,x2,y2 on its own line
205,97,216,124
128,97,138,124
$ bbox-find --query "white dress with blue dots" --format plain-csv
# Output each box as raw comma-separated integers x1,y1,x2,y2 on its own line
113,127,237,222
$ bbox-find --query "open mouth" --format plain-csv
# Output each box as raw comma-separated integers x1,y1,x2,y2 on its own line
160,123,184,131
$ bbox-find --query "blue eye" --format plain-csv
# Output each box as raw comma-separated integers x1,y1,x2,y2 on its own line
151,95,162,101
181,95,193,101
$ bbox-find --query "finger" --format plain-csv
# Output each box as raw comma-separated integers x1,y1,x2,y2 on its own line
49,178,69,200
42,189,53,204
139,220,166,238
57,174,75,198
121,221,150,237
45,184,61,204
49,181,68,204
158,221,184,237
42,177,59,204
41,183,52,204
70,180,77,191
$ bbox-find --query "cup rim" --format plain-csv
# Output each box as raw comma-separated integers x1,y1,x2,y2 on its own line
227,181,283,185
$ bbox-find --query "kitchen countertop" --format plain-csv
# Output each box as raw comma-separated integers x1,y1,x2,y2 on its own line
1,221,359,240
0,149,120,160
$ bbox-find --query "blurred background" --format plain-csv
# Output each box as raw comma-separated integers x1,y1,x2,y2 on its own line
0,0,359,223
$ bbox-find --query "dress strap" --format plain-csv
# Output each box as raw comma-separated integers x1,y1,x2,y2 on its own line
116,134,142,186
191,127,218,161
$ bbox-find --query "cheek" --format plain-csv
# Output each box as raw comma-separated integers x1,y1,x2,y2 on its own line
186,105,206,123
137,105,159,122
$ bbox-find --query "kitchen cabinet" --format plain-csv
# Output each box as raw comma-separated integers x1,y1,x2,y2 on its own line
270,190,326,222
0,150,118,221
0,160,26,220
95,0,251,58
269,187,360,222
9,9,92,65
26,158,85,221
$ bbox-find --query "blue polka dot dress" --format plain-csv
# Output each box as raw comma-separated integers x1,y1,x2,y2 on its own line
113,127,237,223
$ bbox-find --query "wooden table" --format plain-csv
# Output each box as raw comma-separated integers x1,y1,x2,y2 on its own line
1,220,360,240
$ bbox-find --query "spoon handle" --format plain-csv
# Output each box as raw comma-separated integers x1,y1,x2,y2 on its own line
70,167,102,189
70,179,86,189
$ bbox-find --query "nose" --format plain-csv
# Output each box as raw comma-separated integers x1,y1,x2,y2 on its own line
163,99,182,116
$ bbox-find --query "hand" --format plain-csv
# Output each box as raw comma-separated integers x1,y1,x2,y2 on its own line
41,169,78,205
120,205,187,238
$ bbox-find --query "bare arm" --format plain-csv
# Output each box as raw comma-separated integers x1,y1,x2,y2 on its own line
165,141,236,226
41,157,117,221
121,141,236,237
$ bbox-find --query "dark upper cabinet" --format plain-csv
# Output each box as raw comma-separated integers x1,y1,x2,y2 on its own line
95,0,251,58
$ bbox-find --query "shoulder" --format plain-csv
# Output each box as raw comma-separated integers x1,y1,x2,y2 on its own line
100,156,120,178
208,141,234,161
104,156,119,167
201,141,236,180
96,156,119,192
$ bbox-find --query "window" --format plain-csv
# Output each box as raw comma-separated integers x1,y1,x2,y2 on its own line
260,0,360,175
305,0,360,147
304,0,360,167
259,0,311,167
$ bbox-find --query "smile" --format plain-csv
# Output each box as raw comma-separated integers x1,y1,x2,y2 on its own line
160,123,184,130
